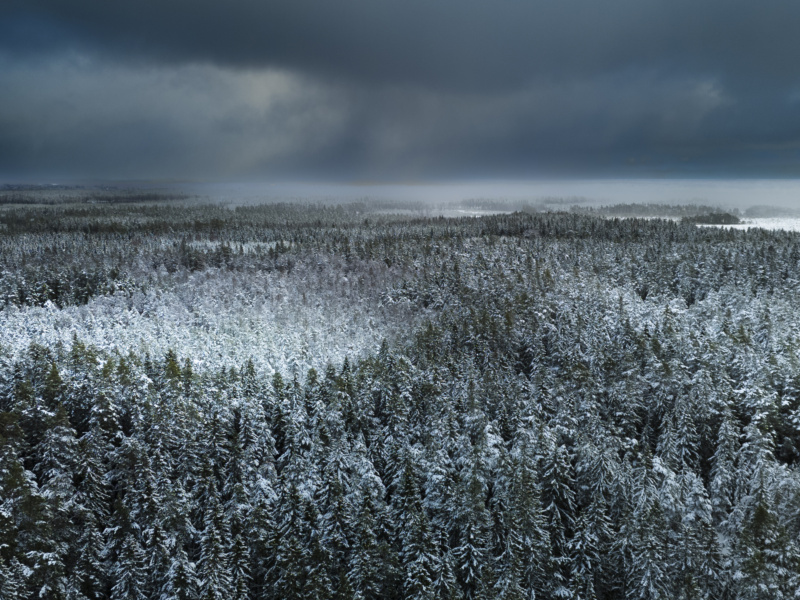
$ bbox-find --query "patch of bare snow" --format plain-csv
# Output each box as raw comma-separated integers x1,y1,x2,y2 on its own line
700,217,800,232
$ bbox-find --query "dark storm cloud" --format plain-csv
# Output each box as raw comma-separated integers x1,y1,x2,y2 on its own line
5,0,800,90
3,0,800,179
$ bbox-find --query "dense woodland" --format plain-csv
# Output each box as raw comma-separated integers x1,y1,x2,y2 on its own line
1,201,800,599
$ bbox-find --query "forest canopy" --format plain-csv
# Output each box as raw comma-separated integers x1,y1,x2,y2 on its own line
1,200,799,599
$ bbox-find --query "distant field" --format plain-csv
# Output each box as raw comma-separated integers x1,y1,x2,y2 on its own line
700,217,800,232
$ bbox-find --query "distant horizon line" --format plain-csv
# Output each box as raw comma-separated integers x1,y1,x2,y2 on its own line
6,174,800,188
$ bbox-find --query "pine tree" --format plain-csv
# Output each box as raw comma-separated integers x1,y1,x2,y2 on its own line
302,499,335,600
34,406,78,494
144,523,173,599
431,530,463,600
709,411,740,531
657,397,699,473
569,493,613,600
229,532,251,600
271,484,307,600
393,462,437,600
0,559,26,600
625,458,671,600
669,471,720,599
160,543,200,600
33,404,80,584
3,410,67,599
732,468,799,600
42,362,64,407
111,534,147,600
198,492,232,600
508,426,552,598
75,426,110,523
493,508,525,600
348,493,392,600
72,513,108,600
318,448,353,595
452,466,492,600
541,440,577,598
88,390,121,450
244,482,276,600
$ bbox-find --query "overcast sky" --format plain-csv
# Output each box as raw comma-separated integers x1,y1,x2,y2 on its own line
3,0,800,181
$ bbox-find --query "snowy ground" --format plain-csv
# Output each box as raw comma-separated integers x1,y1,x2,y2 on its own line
699,217,800,232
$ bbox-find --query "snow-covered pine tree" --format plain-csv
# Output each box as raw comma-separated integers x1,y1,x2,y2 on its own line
197,489,233,600
111,534,147,600
160,543,200,600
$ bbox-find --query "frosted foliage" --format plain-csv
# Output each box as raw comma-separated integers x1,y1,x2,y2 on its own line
0,262,419,375
5,202,800,600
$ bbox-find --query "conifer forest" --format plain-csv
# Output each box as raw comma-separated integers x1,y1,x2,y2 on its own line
2,197,800,600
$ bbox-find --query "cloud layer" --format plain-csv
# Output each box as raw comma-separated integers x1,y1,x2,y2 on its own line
3,1,800,179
